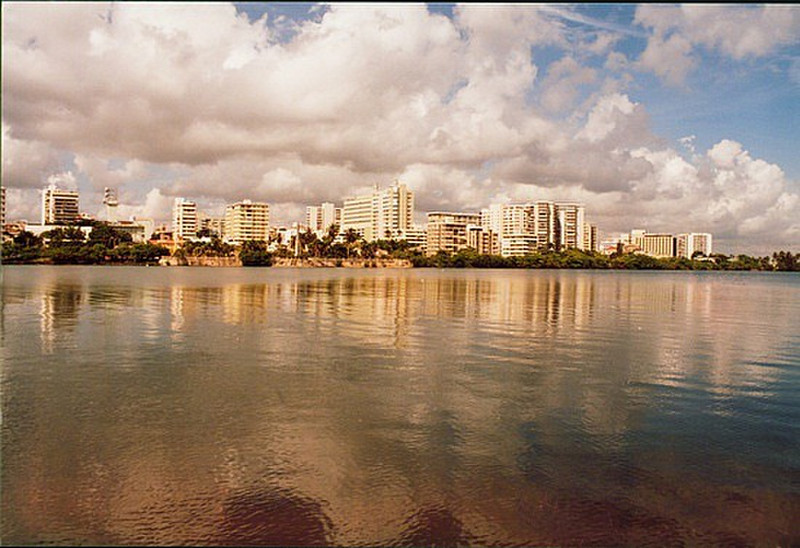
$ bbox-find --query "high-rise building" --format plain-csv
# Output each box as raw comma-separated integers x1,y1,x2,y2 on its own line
172,198,198,240
555,203,585,251
103,187,119,223
582,222,598,253
341,181,414,242
426,212,481,256
1,186,6,227
676,233,713,258
306,202,342,236
533,201,556,250
466,224,499,255
481,201,558,254
42,184,80,225
224,200,270,244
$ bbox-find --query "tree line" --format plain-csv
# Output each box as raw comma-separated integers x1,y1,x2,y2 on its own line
3,223,797,271
1,224,170,264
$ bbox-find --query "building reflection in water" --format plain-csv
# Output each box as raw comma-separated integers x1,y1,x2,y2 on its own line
1,269,796,545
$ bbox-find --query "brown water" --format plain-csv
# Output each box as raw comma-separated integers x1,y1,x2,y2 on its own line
1,266,798,546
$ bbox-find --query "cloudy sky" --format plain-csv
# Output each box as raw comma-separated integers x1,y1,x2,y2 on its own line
2,2,798,253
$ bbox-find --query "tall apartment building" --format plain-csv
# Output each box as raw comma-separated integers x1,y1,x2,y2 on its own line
341,182,414,242
467,225,499,255
42,184,80,225
426,212,481,256
676,233,713,258
582,222,598,253
555,203,585,251
172,198,198,240
224,200,270,244
1,186,6,227
481,201,559,255
532,201,556,250
306,202,342,236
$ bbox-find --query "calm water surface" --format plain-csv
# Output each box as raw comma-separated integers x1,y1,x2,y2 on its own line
1,266,798,546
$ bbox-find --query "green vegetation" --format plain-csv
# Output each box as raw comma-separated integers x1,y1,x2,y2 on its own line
238,240,273,266
4,223,797,272
2,224,169,265
410,248,800,271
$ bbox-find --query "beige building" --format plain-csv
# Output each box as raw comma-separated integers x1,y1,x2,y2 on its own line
42,184,80,225
640,233,675,258
426,212,481,256
341,182,414,242
582,222,598,253
172,198,198,240
481,201,560,254
501,234,538,257
466,224,499,255
224,200,270,244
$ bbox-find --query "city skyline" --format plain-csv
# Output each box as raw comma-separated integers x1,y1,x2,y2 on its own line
2,3,799,255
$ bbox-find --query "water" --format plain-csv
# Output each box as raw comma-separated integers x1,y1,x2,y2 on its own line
1,266,798,546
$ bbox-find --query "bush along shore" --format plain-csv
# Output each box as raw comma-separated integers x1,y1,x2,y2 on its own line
2,227,798,271
1,226,169,265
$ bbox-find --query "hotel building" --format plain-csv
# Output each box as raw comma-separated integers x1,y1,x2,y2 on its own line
224,200,270,244
172,198,198,240
42,184,80,225
341,181,414,242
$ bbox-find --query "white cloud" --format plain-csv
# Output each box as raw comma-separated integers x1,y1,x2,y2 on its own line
1,3,797,253
635,5,800,85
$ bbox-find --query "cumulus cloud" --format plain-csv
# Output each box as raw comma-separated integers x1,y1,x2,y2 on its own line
1,3,797,253
635,4,800,85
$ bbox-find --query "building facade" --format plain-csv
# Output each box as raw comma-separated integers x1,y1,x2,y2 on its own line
426,212,481,256
42,184,80,225
224,200,270,244
676,233,713,258
555,203,586,251
172,198,198,240
640,233,675,258
341,182,414,242
306,202,342,236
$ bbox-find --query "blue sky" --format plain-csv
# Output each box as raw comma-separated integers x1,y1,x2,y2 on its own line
3,3,799,253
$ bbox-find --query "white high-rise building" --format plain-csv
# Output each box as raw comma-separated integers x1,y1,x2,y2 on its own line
224,200,270,244
555,203,586,250
42,184,80,225
306,202,342,236
677,233,713,258
341,181,414,242
1,186,6,227
172,198,198,240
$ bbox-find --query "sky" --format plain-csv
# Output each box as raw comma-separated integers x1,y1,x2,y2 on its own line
2,2,798,254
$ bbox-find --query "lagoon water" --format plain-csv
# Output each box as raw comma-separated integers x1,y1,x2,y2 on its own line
1,266,798,546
